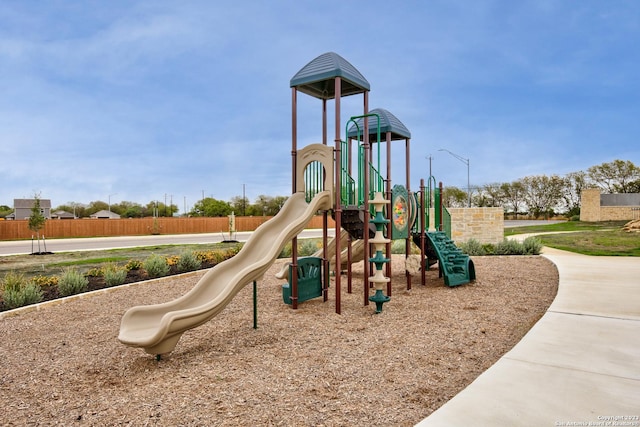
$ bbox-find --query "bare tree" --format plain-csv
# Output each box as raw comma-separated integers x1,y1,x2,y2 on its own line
500,180,526,218
562,171,588,217
587,160,640,193
521,175,565,219
477,183,504,207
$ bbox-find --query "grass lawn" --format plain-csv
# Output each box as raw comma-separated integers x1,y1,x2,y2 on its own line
506,220,639,256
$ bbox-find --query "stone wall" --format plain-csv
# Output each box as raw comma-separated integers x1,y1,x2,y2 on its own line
580,188,640,221
446,207,504,244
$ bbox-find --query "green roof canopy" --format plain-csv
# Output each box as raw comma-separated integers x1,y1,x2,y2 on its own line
347,108,411,141
290,52,370,100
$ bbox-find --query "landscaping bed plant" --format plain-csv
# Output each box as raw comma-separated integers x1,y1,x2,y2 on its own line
0,237,544,312
0,246,241,312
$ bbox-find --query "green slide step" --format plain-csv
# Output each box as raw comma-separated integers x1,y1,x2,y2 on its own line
424,231,476,287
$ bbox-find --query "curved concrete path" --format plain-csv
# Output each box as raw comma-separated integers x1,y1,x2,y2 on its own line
417,246,640,426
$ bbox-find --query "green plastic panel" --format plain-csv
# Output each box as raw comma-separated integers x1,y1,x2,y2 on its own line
391,185,410,239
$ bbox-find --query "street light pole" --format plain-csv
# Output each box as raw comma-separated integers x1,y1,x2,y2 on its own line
438,149,471,207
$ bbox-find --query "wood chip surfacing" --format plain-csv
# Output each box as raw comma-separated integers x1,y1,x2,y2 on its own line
0,255,558,426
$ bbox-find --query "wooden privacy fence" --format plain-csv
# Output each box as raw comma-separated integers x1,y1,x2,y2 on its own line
0,215,333,241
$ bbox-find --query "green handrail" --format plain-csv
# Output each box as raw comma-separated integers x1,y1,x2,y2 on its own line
443,206,452,239
339,139,356,206
303,160,324,202
424,175,437,231
369,161,384,199
346,113,383,207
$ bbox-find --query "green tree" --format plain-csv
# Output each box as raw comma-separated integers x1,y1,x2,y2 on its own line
246,194,288,216
142,201,177,217
28,193,47,253
86,200,109,216
628,179,640,193
587,160,640,193
56,202,87,218
121,202,144,218
145,201,160,217
230,195,250,216
0,205,12,218
441,186,467,208
190,198,232,217
270,196,289,214
251,194,275,216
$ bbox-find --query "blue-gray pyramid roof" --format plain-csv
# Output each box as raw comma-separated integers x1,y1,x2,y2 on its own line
290,52,370,99
347,108,411,141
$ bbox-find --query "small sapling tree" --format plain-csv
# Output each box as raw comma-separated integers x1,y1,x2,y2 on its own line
28,193,47,254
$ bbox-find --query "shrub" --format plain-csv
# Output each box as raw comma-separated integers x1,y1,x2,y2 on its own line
226,245,242,258
211,250,228,264
31,275,58,290
177,250,202,273
125,259,143,271
1,272,43,309
493,239,526,255
57,268,88,297
522,236,542,255
166,255,180,266
390,239,404,254
299,239,320,256
195,250,217,264
279,242,292,259
1,272,24,295
458,239,488,256
103,263,128,286
86,267,104,277
143,254,170,278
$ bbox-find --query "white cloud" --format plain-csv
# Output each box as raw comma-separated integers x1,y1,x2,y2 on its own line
1,0,639,208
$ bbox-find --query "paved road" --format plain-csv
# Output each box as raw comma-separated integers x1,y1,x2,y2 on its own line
0,229,333,256
0,221,561,256
503,219,565,228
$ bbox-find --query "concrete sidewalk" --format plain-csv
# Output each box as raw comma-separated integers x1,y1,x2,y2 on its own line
417,247,640,427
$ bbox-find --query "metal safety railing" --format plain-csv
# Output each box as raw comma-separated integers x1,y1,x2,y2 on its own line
303,160,325,203
442,206,452,239
339,139,357,206
346,113,385,208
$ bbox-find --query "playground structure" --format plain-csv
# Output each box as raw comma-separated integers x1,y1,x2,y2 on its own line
118,52,475,356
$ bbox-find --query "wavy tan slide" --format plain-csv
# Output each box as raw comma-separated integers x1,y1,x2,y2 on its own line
118,191,332,356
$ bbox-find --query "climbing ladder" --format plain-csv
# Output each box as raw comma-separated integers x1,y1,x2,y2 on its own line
411,177,475,287
412,231,475,287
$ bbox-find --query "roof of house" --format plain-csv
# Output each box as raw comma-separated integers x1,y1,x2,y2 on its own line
14,198,52,209
52,210,75,219
90,210,121,219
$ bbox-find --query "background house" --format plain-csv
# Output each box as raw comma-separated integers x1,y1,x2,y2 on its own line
9,198,52,220
51,210,76,219
89,210,121,219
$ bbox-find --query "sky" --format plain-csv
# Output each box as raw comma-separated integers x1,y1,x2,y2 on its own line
1,1,638,213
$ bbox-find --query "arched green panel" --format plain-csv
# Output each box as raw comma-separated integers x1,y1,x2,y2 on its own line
391,185,410,239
